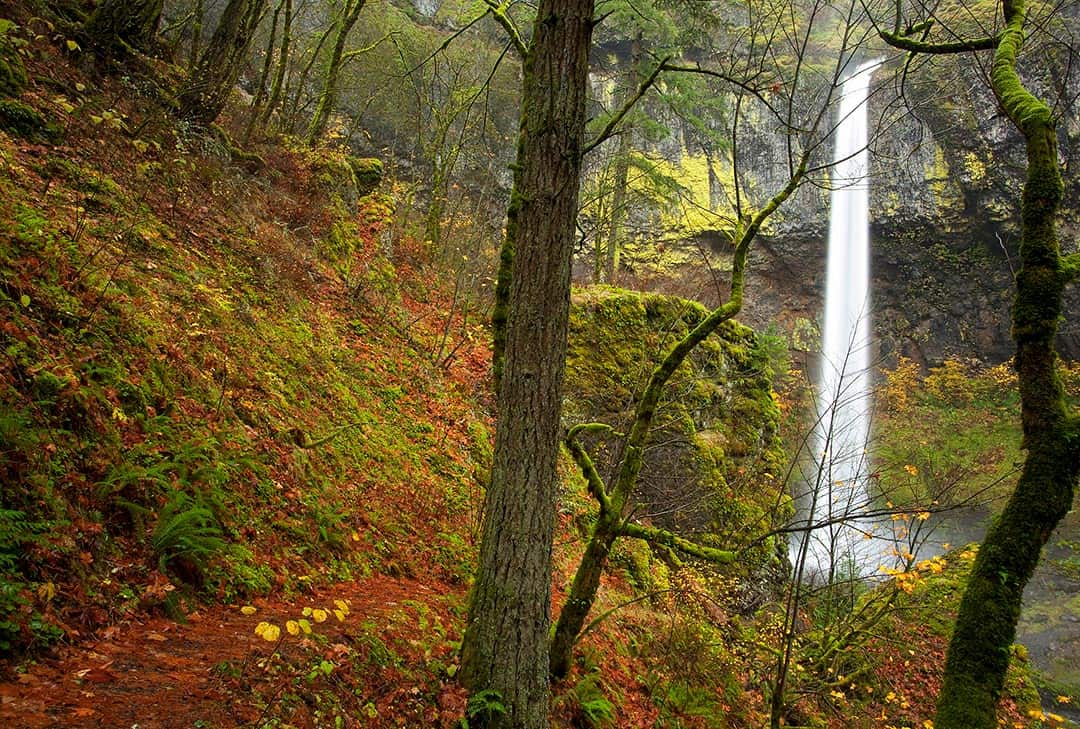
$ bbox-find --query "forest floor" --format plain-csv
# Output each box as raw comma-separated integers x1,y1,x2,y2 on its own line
0,576,471,728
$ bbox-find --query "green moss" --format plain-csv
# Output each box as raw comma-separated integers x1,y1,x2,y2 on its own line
0,100,58,142
0,20,27,99
564,287,786,570
348,156,383,195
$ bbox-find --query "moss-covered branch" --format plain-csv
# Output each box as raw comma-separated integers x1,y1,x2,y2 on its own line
879,29,998,54
617,521,736,563
549,149,811,680
482,0,528,58
565,423,615,515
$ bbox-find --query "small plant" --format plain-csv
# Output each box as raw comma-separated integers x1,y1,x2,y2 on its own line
460,689,508,727
151,491,226,582
563,673,616,728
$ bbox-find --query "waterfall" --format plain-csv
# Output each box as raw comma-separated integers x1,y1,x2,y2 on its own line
798,60,881,578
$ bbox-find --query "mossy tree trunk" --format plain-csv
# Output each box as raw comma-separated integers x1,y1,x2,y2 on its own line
305,0,366,146
882,2,1080,725
83,0,163,58
458,0,595,725
933,1,1080,725
178,0,269,125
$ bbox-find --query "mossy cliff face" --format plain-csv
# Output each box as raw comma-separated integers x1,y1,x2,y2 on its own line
563,288,787,567
581,44,1080,366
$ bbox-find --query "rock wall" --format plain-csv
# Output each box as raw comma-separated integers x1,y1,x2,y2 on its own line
593,50,1080,367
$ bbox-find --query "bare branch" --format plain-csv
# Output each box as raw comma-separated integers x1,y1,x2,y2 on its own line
581,57,670,156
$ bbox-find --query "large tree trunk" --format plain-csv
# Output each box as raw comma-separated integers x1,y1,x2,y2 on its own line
935,0,1080,725
178,0,269,125
83,0,163,58
458,0,595,725
305,0,366,146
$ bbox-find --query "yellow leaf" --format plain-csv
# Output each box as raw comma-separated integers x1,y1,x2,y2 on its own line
298,619,312,635
1056,695,1072,704
903,463,919,476
302,607,313,617
37,582,56,603
312,609,328,623
254,621,272,638
333,609,345,622
286,620,300,636
240,605,257,615
261,624,281,642
333,599,349,615
65,38,79,51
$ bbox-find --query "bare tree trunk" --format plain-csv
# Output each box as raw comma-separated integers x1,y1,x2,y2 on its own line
305,0,366,145
244,0,284,140
257,0,292,130
603,31,641,284
178,0,269,125
458,0,596,725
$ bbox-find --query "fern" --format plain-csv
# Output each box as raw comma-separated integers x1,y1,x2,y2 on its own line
151,492,226,581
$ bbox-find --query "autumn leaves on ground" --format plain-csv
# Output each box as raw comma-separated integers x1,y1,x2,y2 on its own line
0,10,1066,729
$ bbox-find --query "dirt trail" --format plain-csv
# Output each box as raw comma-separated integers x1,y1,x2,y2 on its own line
0,577,446,728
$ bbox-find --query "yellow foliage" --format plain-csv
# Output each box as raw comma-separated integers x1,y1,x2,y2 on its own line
240,605,257,615
881,357,921,412
254,621,281,642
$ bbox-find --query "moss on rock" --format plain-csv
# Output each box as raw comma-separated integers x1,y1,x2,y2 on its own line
347,156,383,196
0,99,58,142
564,287,788,571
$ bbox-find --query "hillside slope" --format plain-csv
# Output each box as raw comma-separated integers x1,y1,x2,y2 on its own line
0,13,1057,729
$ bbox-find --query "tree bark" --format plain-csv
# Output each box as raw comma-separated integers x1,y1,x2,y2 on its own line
934,0,1080,725
305,0,366,145
257,0,291,130
244,0,283,141
178,0,269,125
459,0,596,725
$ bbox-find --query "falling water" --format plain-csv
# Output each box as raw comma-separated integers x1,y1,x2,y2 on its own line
798,60,881,578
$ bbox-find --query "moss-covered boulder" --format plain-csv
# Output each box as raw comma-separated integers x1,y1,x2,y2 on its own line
347,156,383,196
564,287,788,568
0,19,28,98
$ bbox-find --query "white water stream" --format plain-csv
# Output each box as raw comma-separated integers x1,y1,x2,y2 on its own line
797,60,883,578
